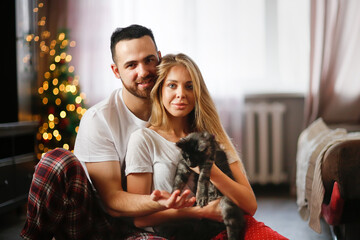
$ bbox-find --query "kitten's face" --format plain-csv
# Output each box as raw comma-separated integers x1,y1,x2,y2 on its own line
176,132,215,167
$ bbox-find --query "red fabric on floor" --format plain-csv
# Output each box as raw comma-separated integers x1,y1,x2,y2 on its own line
321,181,344,225
211,215,289,240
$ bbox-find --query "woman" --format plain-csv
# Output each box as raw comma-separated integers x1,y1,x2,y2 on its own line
125,53,287,239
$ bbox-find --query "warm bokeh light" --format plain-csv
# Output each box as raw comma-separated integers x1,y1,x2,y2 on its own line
32,6,87,159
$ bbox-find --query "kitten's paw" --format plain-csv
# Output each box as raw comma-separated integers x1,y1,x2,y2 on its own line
197,197,208,207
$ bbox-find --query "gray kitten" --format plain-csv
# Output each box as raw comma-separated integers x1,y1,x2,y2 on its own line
174,131,245,240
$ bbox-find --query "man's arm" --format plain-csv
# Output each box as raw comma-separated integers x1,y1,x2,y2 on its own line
127,172,222,228
86,161,193,217
133,198,223,228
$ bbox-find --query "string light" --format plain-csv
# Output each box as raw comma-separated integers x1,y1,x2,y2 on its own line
59,84,65,91
48,114,54,121
58,33,65,41
31,1,87,159
44,72,50,79
43,81,48,89
53,88,59,95
41,31,50,39
55,98,61,105
26,34,33,42
53,130,59,137
75,96,82,104
65,55,72,62
60,111,66,118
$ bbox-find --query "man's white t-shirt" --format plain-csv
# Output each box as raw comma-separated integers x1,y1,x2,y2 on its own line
74,88,148,185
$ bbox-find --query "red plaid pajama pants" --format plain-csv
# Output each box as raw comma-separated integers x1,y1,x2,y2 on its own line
20,148,165,240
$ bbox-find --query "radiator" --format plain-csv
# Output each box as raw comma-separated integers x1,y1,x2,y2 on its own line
244,102,287,184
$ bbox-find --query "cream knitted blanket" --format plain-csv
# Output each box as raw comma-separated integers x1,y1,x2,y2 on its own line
296,118,360,233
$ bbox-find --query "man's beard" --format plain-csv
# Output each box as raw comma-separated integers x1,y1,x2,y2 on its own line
122,75,156,99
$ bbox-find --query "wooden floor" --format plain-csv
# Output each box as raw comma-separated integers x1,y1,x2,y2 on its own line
252,184,333,240
0,185,333,240
255,196,333,239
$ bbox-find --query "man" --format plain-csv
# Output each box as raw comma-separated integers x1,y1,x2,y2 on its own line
21,25,196,240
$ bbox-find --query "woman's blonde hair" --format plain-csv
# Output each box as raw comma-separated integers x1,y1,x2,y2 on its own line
150,53,243,166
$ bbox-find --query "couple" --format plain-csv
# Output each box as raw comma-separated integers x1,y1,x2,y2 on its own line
21,24,287,239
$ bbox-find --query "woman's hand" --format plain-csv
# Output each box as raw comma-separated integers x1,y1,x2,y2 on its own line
199,198,223,222
151,189,196,209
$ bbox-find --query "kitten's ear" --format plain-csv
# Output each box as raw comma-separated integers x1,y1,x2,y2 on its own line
198,141,207,152
203,131,215,140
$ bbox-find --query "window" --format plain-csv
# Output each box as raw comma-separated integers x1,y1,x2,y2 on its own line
69,0,310,105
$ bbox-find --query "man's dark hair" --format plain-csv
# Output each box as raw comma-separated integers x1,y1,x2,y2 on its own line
110,24,157,61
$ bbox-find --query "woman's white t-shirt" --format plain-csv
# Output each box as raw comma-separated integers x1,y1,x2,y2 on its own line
125,128,238,193
125,128,182,193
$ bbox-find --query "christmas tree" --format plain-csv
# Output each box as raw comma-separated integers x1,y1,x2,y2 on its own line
36,30,87,159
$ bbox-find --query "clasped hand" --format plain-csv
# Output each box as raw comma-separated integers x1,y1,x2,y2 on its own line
150,189,196,209
151,189,223,222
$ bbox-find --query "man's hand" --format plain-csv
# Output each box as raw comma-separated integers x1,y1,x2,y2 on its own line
151,189,196,209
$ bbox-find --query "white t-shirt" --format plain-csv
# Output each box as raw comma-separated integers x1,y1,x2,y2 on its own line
125,128,238,193
125,128,182,192
74,88,148,185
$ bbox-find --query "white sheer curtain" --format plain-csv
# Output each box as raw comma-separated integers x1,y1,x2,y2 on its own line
305,0,360,126
66,0,309,149
67,0,309,105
